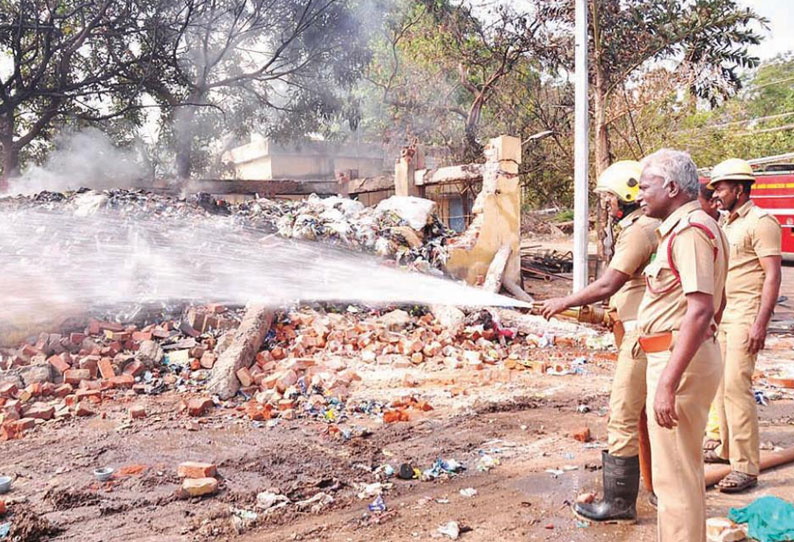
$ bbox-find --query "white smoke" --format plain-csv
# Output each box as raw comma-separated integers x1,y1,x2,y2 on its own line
9,128,151,195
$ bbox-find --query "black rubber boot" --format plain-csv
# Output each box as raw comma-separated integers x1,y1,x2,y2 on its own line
573,451,639,524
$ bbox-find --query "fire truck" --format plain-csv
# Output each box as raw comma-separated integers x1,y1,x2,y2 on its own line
746,153,794,260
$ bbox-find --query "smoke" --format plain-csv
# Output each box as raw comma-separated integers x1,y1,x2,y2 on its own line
9,128,151,195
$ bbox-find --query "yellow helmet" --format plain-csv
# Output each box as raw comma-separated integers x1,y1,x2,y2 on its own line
595,160,643,203
707,158,755,189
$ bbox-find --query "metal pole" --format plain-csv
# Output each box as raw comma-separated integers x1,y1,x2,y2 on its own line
573,0,589,292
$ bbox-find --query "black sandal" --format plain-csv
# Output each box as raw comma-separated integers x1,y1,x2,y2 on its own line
717,471,758,493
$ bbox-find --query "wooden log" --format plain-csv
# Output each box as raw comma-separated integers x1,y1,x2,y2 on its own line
483,244,512,293
206,303,273,400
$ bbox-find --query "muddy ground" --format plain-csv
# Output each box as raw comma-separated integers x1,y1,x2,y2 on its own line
3,328,794,542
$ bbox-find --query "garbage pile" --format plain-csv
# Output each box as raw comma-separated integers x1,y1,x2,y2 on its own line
0,189,454,271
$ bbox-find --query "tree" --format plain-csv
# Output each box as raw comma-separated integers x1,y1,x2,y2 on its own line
363,0,547,162
142,0,369,179
0,0,154,184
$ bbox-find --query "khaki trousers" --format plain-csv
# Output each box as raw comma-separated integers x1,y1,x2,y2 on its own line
646,337,722,542
714,324,760,475
607,329,647,457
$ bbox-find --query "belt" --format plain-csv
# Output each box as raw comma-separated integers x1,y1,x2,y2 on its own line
638,332,673,354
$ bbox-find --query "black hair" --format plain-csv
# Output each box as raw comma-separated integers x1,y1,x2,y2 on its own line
699,183,714,198
739,180,754,195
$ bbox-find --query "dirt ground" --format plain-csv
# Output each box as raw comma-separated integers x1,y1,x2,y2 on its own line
4,243,794,541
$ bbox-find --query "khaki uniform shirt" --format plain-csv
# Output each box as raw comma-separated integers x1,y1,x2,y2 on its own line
608,209,660,322
639,200,729,335
721,200,781,326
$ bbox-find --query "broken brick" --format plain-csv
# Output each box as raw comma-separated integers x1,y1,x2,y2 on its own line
131,331,153,342
0,499,5,515
110,374,134,389
236,367,254,387
123,360,145,376
573,427,592,443
47,355,71,375
64,369,91,385
199,352,216,369
129,405,146,419
24,404,54,421
75,402,96,417
0,382,17,398
97,358,115,379
178,462,217,479
187,397,213,417
15,418,36,431
181,477,218,497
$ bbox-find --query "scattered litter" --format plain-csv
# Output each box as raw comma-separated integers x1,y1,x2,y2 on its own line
437,521,460,540
728,496,794,542
459,488,477,498
754,390,768,406
295,492,334,513
575,520,590,528
256,491,289,511
368,495,387,513
545,468,564,477
475,455,499,472
398,463,415,480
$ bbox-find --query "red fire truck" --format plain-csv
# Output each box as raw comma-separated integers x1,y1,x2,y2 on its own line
747,156,794,259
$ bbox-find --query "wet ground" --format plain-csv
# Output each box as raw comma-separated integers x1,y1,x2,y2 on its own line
2,337,794,542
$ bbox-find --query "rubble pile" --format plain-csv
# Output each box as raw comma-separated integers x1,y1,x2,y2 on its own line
0,300,603,441
0,189,454,270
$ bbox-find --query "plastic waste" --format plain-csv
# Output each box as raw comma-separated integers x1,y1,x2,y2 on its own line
728,496,794,542
437,521,460,540
368,495,387,513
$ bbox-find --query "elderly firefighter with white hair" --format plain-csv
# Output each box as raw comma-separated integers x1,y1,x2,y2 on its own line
635,149,729,541
540,160,659,523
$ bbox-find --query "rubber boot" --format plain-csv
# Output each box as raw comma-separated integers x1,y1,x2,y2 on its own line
573,451,639,524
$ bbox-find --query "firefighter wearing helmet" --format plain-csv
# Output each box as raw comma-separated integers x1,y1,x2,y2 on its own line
704,158,782,493
540,160,660,523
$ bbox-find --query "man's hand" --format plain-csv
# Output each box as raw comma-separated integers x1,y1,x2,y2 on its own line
654,378,679,429
748,320,767,354
539,297,570,320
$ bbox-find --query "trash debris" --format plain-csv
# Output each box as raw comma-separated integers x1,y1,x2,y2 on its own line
459,488,477,498
437,520,461,540
754,390,768,406
476,455,499,472
295,492,334,513
728,496,794,542
256,491,290,511
423,458,466,479
706,517,746,542
368,495,387,513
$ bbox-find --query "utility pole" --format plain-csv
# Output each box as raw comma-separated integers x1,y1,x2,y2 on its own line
573,0,589,291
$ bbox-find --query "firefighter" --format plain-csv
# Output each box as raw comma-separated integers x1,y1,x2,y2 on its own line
539,160,659,523
635,149,728,542
704,158,782,493
698,180,721,221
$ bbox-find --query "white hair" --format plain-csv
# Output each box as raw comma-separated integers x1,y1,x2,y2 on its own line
640,148,699,198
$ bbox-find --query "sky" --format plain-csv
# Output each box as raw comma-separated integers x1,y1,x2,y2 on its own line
742,0,793,60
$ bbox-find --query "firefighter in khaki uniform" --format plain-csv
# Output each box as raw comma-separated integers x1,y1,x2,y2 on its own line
540,160,659,523
636,149,729,542
704,158,782,493
541,160,659,523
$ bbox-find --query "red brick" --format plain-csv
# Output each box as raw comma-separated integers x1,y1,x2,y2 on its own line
110,374,134,389
24,384,41,397
19,344,39,360
0,499,6,515
69,332,86,345
15,418,36,430
131,331,153,342
572,427,592,443
47,355,71,375
97,358,115,379
25,404,54,420
123,360,145,376
278,399,295,411
64,369,91,385
99,321,124,332
177,461,217,479
152,328,170,339
236,367,254,387
78,356,98,378
129,405,146,419
39,382,56,396
199,352,216,369
78,379,101,391
0,382,17,398
88,319,101,335
189,359,201,371
53,383,73,397
75,402,96,416
76,389,102,400
181,477,218,497
187,397,213,417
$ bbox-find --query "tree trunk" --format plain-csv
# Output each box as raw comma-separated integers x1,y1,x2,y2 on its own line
590,0,612,276
0,115,19,191
174,91,201,180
